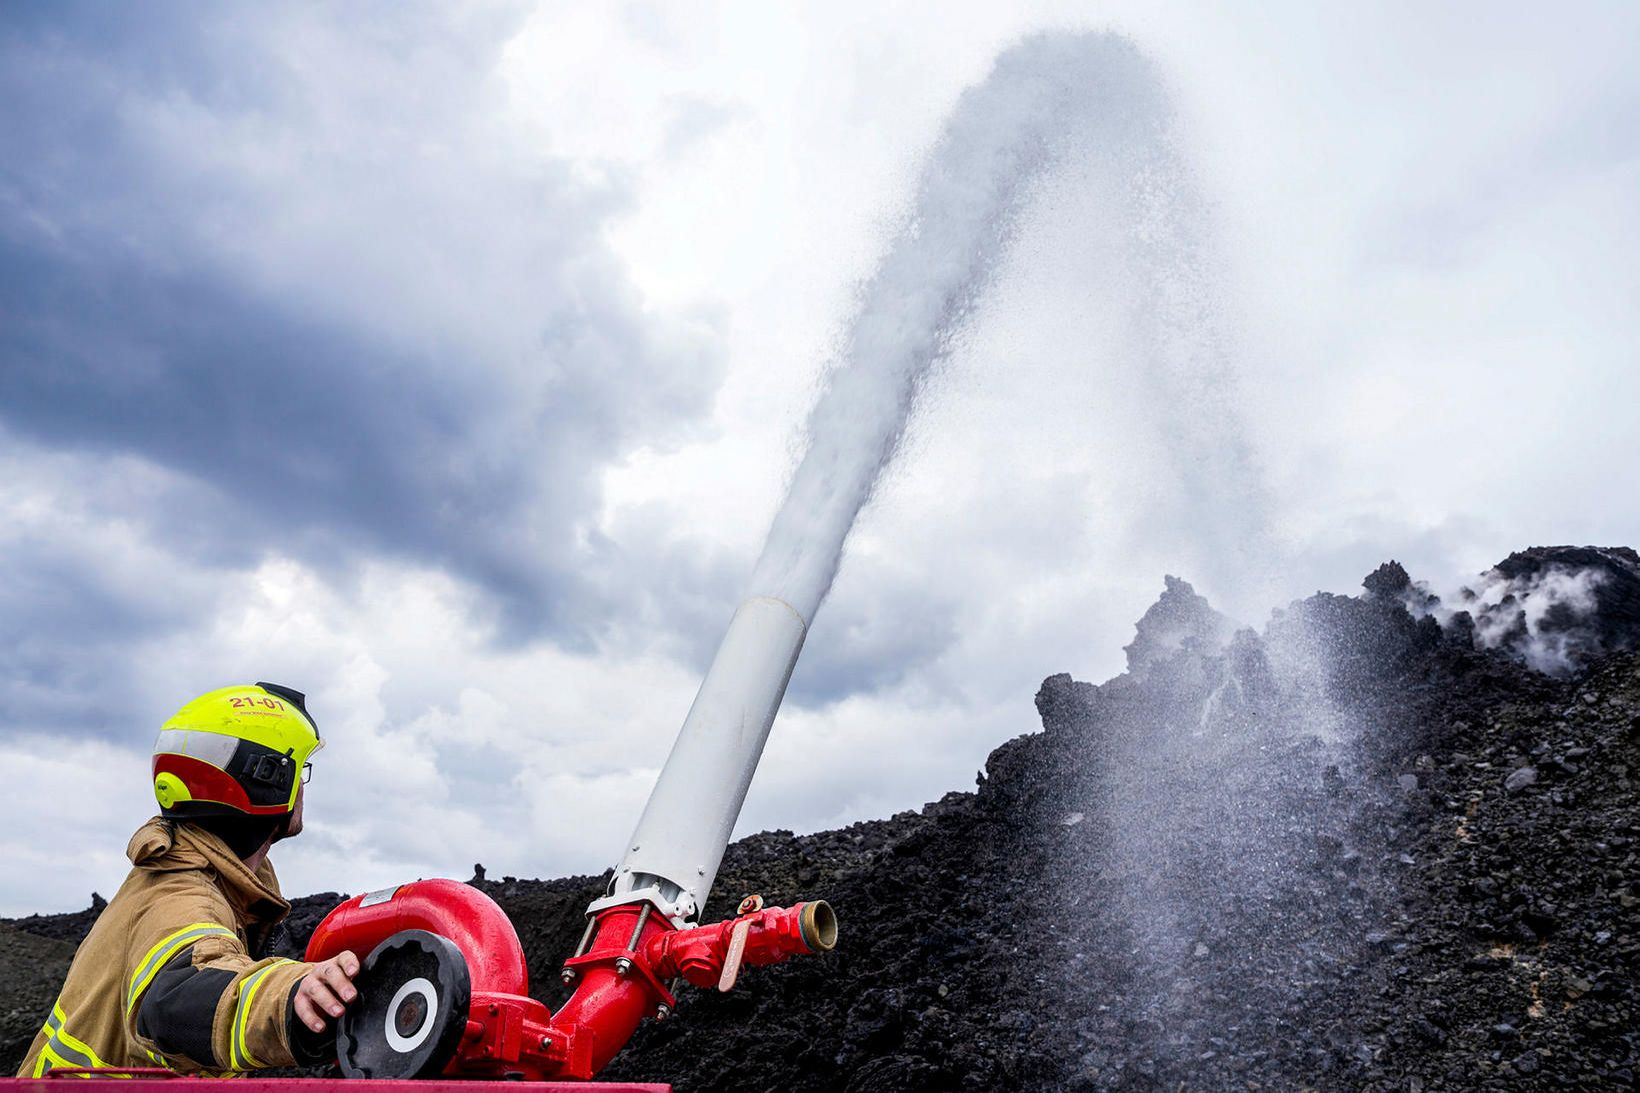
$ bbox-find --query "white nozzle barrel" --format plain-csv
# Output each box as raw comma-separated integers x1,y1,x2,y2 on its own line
601,596,808,925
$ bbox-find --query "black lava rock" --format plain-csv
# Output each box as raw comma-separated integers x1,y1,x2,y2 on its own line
4,546,1637,1092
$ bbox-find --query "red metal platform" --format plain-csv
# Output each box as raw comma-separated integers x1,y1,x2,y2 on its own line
1,1076,665,1083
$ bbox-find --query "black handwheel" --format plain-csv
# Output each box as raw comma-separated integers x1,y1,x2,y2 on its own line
336,929,471,1079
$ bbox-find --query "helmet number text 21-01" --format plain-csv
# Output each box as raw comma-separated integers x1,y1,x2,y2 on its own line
230,697,288,712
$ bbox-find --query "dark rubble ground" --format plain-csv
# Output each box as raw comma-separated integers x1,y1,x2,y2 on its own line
4,546,1638,1091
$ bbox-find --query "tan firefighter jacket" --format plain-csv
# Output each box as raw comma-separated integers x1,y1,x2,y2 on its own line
17,818,321,1078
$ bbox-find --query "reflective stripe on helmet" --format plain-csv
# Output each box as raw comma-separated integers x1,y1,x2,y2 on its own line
229,959,298,1071
125,923,236,1016
152,729,240,768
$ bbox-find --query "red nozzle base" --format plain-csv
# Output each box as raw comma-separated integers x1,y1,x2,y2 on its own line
307,883,835,1082
646,899,839,990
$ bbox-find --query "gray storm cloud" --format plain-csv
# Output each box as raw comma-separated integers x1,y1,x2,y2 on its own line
0,4,728,736
3,3,1636,919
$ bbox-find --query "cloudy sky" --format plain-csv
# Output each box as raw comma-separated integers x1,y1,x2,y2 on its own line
3,1,1636,915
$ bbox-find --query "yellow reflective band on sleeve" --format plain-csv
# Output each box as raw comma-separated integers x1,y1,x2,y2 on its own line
34,1045,77,1078
49,1003,112,1068
145,1048,234,1080
229,959,298,1072
33,1000,126,1078
125,922,236,1015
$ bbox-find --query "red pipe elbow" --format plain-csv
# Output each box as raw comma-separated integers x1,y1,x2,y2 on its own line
305,879,529,996
550,906,675,1078
306,882,835,1082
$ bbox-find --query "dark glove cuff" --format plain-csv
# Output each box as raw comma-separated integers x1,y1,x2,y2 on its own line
285,985,337,1067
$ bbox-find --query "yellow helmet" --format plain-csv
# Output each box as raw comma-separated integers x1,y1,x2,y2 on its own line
152,683,323,819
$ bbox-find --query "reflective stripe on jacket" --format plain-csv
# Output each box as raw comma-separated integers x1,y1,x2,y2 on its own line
16,818,314,1078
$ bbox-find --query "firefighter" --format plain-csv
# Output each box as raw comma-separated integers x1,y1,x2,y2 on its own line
17,683,357,1077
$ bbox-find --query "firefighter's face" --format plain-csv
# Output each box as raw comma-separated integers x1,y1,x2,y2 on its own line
281,783,306,840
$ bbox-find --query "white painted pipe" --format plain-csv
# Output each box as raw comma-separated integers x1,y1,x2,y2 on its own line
595,595,808,926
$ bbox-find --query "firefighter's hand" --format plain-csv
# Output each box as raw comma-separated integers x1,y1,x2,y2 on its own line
294,951,360,1033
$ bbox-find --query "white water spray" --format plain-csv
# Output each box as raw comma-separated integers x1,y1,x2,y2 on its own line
612,31,1272,925
746,33,1233,625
